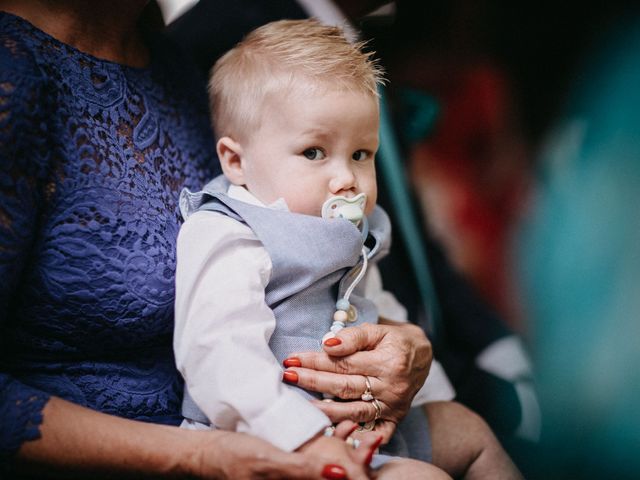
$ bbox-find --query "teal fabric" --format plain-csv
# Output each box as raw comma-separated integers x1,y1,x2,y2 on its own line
516,15,640,478
377,88,442,339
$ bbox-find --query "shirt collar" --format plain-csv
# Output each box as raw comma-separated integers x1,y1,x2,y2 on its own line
227,184,290,211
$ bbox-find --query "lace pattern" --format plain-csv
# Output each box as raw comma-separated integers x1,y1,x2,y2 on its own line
0,377,49,459
0,12,218,455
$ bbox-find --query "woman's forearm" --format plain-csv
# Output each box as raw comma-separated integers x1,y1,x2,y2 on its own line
15,396,205,478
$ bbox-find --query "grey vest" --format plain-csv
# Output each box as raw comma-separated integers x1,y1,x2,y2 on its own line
179,175,430,461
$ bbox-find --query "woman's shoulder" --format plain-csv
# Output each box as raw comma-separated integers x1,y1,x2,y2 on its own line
0,13,53,168
0,12,54,138
0,12,48,81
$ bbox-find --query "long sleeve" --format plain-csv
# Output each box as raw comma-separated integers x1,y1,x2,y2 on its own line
0,32,51,457
174,211,330,452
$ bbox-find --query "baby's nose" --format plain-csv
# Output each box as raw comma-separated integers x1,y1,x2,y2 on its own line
329,165,356,193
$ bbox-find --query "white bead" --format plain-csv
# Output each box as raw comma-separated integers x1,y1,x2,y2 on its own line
333,310,348,322
346,305,358,323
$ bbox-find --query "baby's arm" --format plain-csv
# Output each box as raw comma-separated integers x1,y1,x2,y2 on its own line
174,211,330,452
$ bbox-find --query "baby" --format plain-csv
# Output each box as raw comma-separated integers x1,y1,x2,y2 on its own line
175,18,452,477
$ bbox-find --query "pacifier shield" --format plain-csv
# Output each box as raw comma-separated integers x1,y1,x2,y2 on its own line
321,193,367,224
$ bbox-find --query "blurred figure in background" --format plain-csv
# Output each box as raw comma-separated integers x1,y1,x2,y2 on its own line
370,0,532,333
361,1,540,466
515,8,640,479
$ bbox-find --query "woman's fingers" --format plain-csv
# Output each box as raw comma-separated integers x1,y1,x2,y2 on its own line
312,398,386,424
287,324,389,372
285,350,385,378
283,367,381,401
282,362,410,422
320,323,388,356
269,452,353,480
364,420,397,444
287,323,430,386
321,464,348,480
203,431,358,480
333,420,359,439
349,433,384,467
261,451,330,479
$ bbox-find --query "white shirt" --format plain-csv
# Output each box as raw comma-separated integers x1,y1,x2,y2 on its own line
174,186,453,452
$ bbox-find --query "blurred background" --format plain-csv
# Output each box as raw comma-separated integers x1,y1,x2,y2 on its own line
155,1,640,477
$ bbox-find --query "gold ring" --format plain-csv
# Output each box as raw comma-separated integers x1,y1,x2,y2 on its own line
356,395,382,432
361,375,374,402
372,398,382,421
357,421,375,432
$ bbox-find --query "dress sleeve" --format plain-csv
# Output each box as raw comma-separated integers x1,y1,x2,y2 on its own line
174,211,330,452
0,36,52,457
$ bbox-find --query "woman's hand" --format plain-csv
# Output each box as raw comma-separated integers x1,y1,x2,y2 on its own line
191,422,381,480
282,321,432,443
297,421,384,480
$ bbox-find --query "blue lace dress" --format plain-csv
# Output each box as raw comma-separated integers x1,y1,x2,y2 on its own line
0,12,219,457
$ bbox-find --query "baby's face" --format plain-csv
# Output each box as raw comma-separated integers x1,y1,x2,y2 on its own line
238,89,379,217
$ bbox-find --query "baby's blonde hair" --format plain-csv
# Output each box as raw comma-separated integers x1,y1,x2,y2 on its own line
209,19,385,140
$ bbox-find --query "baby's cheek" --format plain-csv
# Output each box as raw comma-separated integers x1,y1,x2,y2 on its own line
287,195,323,217
365,191,378,215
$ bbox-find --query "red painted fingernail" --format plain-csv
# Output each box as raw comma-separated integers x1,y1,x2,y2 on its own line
348,424,359,436
324,337,342,347
282,370,299,384
283,357,302,368
365,436,384,466
322,464,347,480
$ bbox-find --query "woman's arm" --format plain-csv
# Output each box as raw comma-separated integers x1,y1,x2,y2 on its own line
0,34,56,458
15,396,198,478
15,396,358,479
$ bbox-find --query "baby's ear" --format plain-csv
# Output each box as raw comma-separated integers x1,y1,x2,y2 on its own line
217,136,245,185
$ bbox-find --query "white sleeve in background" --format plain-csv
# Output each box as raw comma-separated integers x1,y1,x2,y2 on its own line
295,0,359,42
476,336,541,441
364,264,456,404
174,211,330,452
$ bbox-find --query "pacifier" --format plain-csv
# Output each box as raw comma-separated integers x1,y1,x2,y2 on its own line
321,193,367,225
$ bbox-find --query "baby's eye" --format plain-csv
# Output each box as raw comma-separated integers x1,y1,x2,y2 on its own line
302,148,326,161
352,150,369,161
